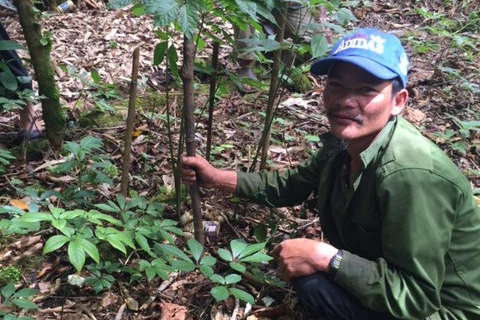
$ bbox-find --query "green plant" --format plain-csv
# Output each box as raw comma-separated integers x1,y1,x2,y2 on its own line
84,262,118,293
0,282,38,320
0,267,21,286
432,114,480,156
0,205,40,236
48,136,117,205
0,149,16,175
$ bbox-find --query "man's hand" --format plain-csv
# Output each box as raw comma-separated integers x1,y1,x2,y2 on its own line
180,154,218,189
179,154,238,192
271,239,338,282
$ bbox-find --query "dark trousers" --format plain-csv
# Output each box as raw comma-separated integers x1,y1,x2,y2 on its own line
0,21,32,90
292,273,398,320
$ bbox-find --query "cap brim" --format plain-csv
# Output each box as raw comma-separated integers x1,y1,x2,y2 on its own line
310,56,398,81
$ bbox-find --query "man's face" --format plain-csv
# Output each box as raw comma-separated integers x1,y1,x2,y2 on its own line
323,62,406,146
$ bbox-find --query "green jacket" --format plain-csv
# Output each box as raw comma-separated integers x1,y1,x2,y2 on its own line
236,117,480,320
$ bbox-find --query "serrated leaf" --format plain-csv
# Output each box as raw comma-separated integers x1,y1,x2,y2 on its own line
229,287,255,304
235,0,257,20
43,235,70,254
311,33,329,59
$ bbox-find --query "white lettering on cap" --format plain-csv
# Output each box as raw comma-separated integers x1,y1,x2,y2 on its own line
333,34,386,55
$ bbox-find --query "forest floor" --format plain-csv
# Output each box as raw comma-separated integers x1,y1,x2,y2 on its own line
0,0,479,319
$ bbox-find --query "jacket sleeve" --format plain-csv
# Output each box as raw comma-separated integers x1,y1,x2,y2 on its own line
235,151,325,208
334,168,466,319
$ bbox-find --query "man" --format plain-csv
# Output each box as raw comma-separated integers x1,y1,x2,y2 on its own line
0,21,41,140
181,28,480,319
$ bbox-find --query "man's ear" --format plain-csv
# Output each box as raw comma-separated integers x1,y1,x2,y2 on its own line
391,89,408,116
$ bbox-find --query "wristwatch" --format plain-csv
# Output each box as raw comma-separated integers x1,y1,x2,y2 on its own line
328,249,343,278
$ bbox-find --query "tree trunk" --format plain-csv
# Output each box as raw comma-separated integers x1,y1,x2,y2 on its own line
181,38,204,245
13,0,66,149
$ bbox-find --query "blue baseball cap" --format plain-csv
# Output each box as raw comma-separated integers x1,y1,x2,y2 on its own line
310,28,409,88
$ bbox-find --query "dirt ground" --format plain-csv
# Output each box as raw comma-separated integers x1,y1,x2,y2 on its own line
0,0,479,319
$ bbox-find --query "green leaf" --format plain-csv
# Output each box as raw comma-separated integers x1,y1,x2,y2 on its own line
311,33,329,59
177,2,199,40
87,210,122,226
20,213,53,222
210,286,229,302
200,255,216,267
146,0,179,27
60,209,85,220
199,265,214,277
209,274,225,285
187,238,204,263
135,233,155,257
239,252,273,263
235,0,257,20
90,69,101,84
238,242,266,260
171,260,196,272
79,136,103,152
68,239,86,272
79,238,100,263
230,239,247,259
43,235,70,254
229,287,255,305
158,243,192,262
217,248,233,262
225,274,242,285
153,41,168,65
229,261,246,274
94,203,120,213
11,298,38,310
13,288,38,298
1,282,15,299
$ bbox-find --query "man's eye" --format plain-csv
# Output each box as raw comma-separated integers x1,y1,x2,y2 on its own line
327,81,341,87
360,87,376,93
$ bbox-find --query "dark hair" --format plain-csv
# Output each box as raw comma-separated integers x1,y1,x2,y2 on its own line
391,78,403,96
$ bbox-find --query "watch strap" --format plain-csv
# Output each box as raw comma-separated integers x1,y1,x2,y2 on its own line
328,249,343,278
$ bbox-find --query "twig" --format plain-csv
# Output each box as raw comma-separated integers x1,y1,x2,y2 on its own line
114,303,126,320
121,45,141,196
230,298,240,320
218,211,243,239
